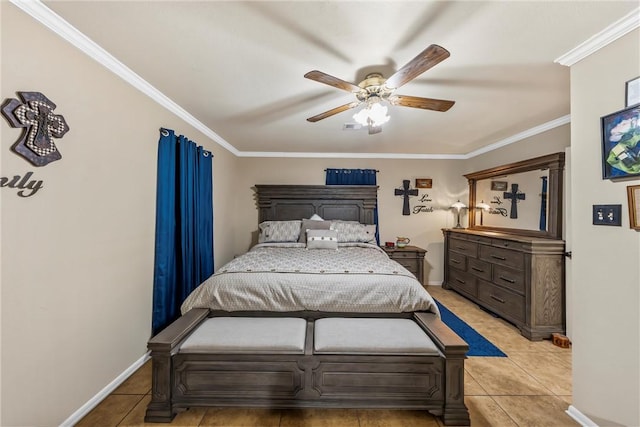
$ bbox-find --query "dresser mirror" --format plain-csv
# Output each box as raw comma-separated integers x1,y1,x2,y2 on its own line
465,152,565,239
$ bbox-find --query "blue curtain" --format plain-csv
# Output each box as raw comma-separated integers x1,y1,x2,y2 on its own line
539,176,548,231
326,168,379,244
152,128,214,334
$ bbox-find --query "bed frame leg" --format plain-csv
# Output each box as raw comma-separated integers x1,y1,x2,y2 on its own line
144,353,175,422
442,357,470,426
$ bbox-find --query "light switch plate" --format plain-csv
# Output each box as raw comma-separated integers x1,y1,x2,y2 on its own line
592,204,622,226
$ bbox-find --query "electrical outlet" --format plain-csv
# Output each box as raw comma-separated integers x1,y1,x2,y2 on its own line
592,204,622,226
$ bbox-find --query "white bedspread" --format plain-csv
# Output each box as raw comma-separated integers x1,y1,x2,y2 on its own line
181,243,439,316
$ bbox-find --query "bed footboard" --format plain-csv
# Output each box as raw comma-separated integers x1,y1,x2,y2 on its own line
414,312,470,425
145,308,210,422
145,311,470,426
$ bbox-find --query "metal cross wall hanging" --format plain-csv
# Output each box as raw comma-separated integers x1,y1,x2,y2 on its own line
503,183,526,219
2,91,69,167
395,180,418,215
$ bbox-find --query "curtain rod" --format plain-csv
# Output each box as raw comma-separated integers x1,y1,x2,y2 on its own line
324,169,380,172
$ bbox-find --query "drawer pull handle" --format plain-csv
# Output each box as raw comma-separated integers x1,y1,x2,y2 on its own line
471,267,484,272
451,259,461,264
490,294,506,304
491,255,506,260
456,246,467,250
456,278,466,284
499,276,515,283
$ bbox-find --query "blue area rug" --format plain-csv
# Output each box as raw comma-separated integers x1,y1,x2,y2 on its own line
435,300,507,357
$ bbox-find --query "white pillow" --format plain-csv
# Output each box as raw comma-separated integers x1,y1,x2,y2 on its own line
258,220,301,243
330,220,376,243
306,229,338,250
309,214,324,221
298,218,332,243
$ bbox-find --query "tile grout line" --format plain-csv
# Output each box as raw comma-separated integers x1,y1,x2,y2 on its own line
488,394,523,427
507,353,571,396
115,394,147,427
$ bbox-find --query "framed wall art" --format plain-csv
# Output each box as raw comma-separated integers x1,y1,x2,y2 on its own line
627,185,640,230
601,104,640,180
490,181,508,191
415,178,432,189
626,76,640,107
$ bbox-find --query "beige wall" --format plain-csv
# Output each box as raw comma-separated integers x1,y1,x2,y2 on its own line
569,29,640,426
0,4,238,426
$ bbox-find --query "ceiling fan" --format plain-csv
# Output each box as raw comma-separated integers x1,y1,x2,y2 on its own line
304,44,455,134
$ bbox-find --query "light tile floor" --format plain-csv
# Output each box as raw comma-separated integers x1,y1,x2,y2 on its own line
76,285,576,427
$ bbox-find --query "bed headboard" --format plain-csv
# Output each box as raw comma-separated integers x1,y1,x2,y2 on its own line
255,185,378,224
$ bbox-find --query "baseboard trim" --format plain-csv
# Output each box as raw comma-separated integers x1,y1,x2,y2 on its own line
427,281,443,287
59,351,151,427
566,405,599,427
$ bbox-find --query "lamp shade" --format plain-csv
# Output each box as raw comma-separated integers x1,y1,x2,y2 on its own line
451,200,466,210
476,200,490,210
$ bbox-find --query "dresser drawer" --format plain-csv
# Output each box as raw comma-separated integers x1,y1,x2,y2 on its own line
478,281,525,322
479,245,524,270
491,238,530,251
493,265,525,294
448,251,467,271
467,234,493,245
467,258,491,281
448,269,478,297
449,238,478,257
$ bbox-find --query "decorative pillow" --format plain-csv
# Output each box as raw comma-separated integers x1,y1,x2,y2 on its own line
309,214,324,221
258,220,301,243
330,220,376,243
298,218,332,242
362,224,377,243
306,229,338,250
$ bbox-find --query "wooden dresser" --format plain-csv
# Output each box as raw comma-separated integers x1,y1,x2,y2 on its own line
381,245,426,286
442,229,565,340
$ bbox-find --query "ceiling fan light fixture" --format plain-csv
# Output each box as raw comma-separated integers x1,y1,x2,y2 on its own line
353,99,390,127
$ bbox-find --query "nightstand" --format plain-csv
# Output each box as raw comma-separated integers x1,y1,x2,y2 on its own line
381,245,427,286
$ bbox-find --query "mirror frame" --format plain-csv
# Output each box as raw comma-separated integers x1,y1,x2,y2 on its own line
465,152,565,239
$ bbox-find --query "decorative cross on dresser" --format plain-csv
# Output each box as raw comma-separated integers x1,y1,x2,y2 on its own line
395,180,418,215
503,183,526,218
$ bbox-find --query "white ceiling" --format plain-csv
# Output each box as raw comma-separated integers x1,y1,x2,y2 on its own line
39,1,639,157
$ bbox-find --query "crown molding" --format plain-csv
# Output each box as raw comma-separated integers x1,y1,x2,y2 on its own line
237,151,468,159
9,0,240,156
555,7,640,66
464,115,571,159
12,0,571,160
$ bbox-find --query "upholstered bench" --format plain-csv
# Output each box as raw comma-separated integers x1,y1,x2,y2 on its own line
314,317,440,355
179,317,307,354
147,313,469,426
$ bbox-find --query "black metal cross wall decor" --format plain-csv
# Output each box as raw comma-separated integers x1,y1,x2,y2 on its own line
503,183,526,219
395,180,418,215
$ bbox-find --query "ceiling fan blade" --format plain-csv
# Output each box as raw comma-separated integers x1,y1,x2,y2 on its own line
368,125,382,135
304,70,362,93
306,102,360,122
391,95,455,112
384,44,450,90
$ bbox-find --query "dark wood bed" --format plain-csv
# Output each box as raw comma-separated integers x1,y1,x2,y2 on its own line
145,185,470,425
